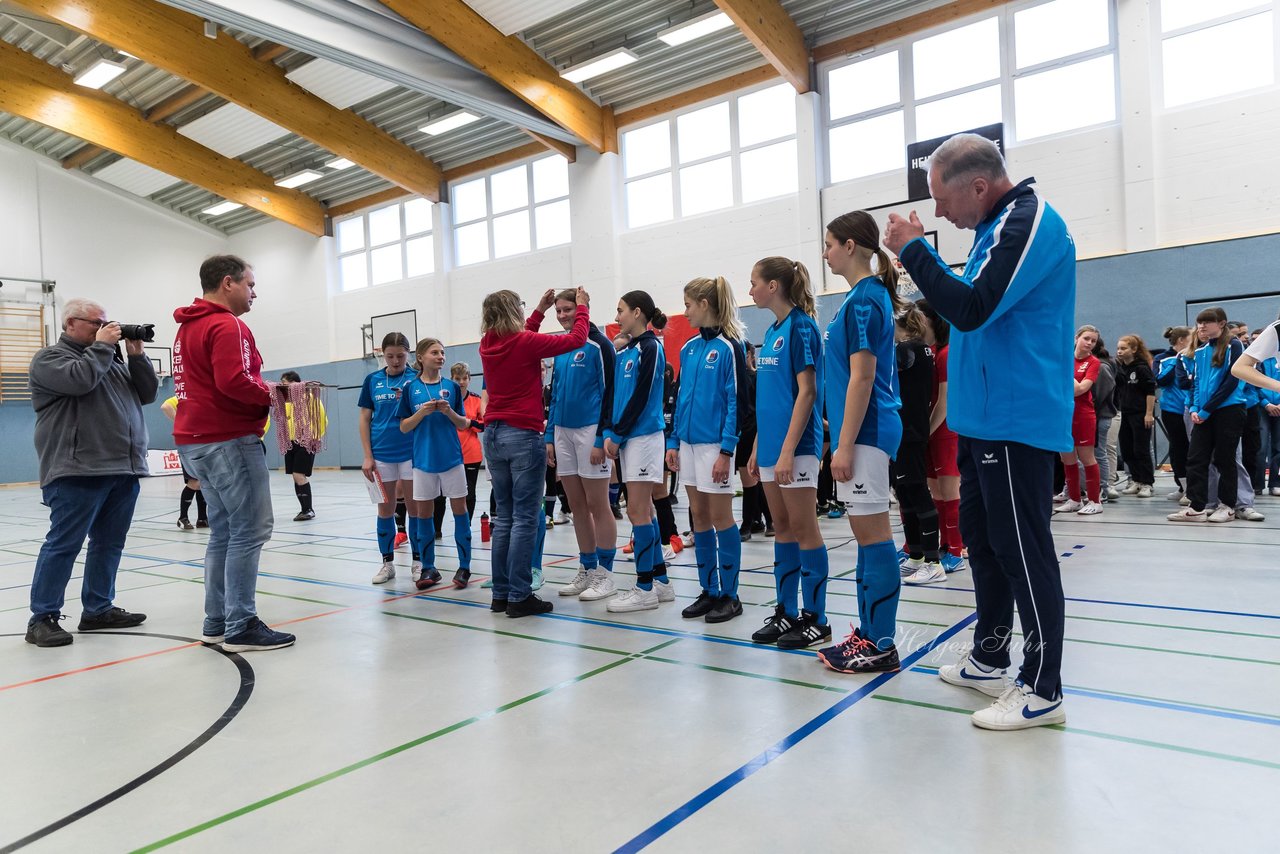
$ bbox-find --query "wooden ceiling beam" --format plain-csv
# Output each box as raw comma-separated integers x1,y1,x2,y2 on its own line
380,0,606,152
614,65,779,128
8,0,442,200
713,0,810,92
812,0,1005,63
0,41,326,235
523,129,576,163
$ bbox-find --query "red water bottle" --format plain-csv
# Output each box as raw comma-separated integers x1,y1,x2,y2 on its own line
480,512,491,543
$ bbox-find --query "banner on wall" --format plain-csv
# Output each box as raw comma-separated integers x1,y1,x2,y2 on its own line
906,123,1005,202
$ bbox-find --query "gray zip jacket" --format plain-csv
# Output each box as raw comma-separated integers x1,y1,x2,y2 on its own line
29,334,159,487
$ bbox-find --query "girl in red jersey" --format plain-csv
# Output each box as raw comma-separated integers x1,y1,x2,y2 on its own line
916,300,966,573
1055,325,1104,515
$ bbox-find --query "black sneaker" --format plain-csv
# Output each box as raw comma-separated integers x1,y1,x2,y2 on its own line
25,615,73,647
751,605,798,644
705,596,743,624
750,521,766,535
816,502,830,517
611,504,623,520
453,568,472,589
507,594,553,618
776,610,832,649
294,510,315,521
490,598,509,612
681,591,716,619
78,607,147,631
196,518,209,529
177,517,193,531
222,618,296,652
817,627,901,674
764,526,775,537
415,569,442,591
739,527,753,542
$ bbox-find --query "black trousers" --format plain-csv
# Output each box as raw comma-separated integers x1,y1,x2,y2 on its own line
1161,408,1190,485
1186,404,1246,511
435,462,482,535
1117,412,1154,485
958,437,1064,701
1243,405,1262,494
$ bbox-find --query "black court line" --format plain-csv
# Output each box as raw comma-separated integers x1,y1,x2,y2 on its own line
0,632,255,853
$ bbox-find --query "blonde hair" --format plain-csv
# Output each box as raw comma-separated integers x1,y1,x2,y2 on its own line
754,257,815,318
414,337,443,370
895,305,930,341
684,276,743,340
449,361,471,380
481,290,524,336
554,288,577,304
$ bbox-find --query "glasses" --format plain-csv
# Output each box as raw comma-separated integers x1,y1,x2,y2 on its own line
71,317,106,329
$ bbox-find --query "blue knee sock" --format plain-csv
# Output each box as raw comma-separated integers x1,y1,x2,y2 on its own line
609,483,620,505
418,515,436,569
650,519,668,584
855,546,867,630
632,523,657,589
596,547,616,572
407,515,424,562
376,516,395,561
580,551,598,570
774,541,801,618
692,529,718,595
861,539,901,650
532,507,546,571
716,525,740,598
453,513,471,570
799,546,829,625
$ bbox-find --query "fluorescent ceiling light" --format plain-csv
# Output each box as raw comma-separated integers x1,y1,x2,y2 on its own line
560,48,638,83
418,111,481,136
326,157,356,170
657,11,734,46
74,59,127,90
274,169,324,188
203,200,243,216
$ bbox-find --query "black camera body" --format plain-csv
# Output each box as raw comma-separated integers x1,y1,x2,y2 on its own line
119,323,155,343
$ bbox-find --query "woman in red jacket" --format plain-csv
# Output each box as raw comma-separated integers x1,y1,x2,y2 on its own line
479,286,590,617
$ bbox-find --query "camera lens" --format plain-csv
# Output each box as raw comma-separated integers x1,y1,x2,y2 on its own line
119,323,156,343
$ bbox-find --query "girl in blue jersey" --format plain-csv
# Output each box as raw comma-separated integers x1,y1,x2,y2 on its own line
545,288,620,603
746,257,829,649
399,338,474,588
603,291,673,613
358,333,420,586
809,211,906,674
1168,308,1247,523
1154,326,1192,501
667,276,749,624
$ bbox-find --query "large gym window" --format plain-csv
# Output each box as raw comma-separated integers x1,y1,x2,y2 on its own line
336,198,435,292
1159,2,1274,107
622,81,798,229
451,155,572,266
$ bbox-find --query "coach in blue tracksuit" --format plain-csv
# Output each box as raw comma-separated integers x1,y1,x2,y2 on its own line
885,133,1074,731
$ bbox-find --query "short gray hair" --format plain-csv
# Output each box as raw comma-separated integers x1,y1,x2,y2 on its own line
62,298,104,330
930,133,1008,185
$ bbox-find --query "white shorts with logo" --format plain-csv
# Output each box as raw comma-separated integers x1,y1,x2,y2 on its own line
835,444,892,514
679,441,735,494
373,459,413,483
554,424,612,479
413,464,468,501
759,454,819,489
619,432,665,484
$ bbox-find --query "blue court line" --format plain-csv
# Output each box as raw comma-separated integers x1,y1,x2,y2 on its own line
910,584,1280,622
612,612,979,853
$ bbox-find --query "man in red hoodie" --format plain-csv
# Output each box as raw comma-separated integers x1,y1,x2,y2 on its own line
172,255,295,652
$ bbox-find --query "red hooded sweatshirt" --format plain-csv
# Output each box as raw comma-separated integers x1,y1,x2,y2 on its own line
480,307,589,433
172,299,272,444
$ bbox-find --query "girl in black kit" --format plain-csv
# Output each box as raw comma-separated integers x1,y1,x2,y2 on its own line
893,306,943,585
1115,334,1157,498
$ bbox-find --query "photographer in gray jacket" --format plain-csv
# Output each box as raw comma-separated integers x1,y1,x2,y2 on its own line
25,298,159,647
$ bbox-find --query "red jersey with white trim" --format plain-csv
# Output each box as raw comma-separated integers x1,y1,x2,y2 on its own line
930,344,957,441
1074,355,1100,415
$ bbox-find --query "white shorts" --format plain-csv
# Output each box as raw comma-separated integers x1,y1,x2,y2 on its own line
374,459,413,483
554,424,612,479
679,442,734,494
835,445,892,514
759,454,819,489
413,464,468,501
619,432,665,484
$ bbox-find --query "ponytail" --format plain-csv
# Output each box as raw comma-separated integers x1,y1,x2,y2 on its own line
754,256,816,318
684,276,743,340
826,210,905,313
895,304,930,342
620,290,666,330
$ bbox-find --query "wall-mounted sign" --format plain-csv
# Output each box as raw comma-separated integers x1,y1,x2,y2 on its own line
907,123,1005,202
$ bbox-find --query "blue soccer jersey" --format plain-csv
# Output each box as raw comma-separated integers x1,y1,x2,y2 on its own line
398,375,466,473
825,276,902,458
756,306,823,468
358,367,417,463
605,331,666,445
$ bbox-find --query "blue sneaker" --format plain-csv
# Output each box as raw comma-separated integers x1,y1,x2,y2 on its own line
222,618,296,652
895,547,909,565
531,567,544,591
827,505,846,519
941,553,969,573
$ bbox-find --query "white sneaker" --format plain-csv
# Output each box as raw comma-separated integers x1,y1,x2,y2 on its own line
554,511,572,525
560,567,590,596
900,556,928,577
372,562,396,585
1106,486,1121,500
903,562,946,585
1168,507,1207,522
971,682,1066,731
1207,507,1235,523
938,654,1010,697
1076,501,1103,516
411,561,423,582
654,580,675,602
1166,489,1184,502
1179,495,1192,506
1239,507,1266,522
1052,499,1082,514
1051,490,1067,504
1120,481,1141,495
606,585,659,613
1270,487,1280,497
661,545,677,563
1136,484,1153,498
579,568,617,601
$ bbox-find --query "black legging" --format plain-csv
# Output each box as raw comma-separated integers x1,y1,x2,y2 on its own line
892,443,939,561
1160,409,1189,488
434,463,482,536
1118,412,1154,486
1186,404,1246,511
1243,405,1262,494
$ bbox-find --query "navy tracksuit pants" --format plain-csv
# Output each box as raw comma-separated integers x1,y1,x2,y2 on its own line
958,437,1065,701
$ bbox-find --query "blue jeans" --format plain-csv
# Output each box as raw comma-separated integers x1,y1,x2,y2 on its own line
482,422,545,602
30,475,140,622
179,436,274,637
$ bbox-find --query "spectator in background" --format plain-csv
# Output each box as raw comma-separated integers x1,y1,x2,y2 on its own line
1114,335,1157,498
161,395,208,530
25,298,158,647
278,370,326,521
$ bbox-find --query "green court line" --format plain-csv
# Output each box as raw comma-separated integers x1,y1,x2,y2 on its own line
641,654,847,693
130,638,682,853
1068,613,1280,641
